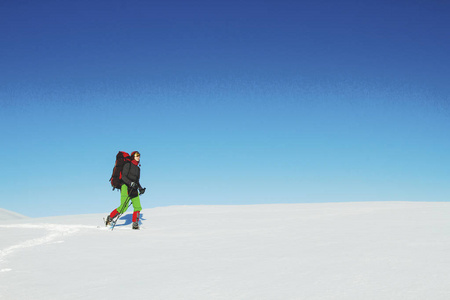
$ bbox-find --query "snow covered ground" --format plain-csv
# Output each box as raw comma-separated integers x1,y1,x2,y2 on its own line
1,202,450,300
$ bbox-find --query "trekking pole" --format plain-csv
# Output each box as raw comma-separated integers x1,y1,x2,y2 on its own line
110,186,136,231
110,198,131,231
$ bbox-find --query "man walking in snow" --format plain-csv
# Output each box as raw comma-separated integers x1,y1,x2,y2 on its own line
106,151,146,229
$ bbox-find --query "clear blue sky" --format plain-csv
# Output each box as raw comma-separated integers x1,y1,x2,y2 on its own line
1,0,449,217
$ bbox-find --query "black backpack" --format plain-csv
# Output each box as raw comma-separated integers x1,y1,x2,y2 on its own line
109,151,132,190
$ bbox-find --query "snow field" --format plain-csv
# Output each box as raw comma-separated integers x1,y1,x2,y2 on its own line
1,202,450,299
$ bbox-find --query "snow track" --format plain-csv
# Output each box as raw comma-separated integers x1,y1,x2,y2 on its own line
0,223,96,261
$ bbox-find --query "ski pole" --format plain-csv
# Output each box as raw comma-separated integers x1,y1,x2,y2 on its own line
111,197,131,231
111,198,131,230
110,186,136,231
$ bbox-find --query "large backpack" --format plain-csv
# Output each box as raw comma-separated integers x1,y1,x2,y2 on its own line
109,151,132,190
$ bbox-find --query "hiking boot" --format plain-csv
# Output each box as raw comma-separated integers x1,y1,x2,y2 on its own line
105,215,112,226
132,222,139,230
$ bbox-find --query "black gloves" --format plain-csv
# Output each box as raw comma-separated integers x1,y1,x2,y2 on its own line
130,182,146,195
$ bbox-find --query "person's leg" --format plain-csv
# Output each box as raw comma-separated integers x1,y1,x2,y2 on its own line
117,184,131,214
131,195,142,229
131,195,142,213
105,185,130,225
132,211,140,223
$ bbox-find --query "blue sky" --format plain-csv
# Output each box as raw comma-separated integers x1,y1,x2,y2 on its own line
1,0,449,217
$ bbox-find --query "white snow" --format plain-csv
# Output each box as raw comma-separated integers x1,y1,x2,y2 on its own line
1,202,450,299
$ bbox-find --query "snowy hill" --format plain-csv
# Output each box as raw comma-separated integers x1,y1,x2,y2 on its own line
1,202,450,300
0,208,29,221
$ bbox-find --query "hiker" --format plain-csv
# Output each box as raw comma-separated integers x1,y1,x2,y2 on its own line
106,151,146,229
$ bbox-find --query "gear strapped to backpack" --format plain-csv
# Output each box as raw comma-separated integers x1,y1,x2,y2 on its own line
109,151,132,190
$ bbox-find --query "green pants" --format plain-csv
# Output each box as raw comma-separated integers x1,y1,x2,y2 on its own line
117,184,142,214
